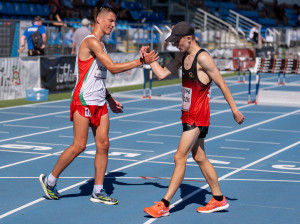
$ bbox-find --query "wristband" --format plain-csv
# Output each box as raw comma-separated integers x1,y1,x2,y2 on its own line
21,44,25,47
105,94,111,100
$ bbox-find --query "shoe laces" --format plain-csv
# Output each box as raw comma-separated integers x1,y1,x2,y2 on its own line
153,201,164,209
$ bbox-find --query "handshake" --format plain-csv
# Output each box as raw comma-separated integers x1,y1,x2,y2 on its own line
139,46,159,65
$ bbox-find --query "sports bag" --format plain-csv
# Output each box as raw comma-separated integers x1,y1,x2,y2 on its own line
30,26,42,49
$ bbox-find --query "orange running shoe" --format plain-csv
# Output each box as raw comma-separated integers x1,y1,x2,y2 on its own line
197,196,229,213
144,201,170,218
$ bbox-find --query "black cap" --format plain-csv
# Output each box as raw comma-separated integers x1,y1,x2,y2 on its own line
33,16,43,22
165,21,195,42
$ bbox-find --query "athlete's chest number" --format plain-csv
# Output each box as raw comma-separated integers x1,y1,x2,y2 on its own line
182,87,192,111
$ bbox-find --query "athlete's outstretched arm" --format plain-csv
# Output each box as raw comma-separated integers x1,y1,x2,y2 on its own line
87,38,159,74
198,52,245,125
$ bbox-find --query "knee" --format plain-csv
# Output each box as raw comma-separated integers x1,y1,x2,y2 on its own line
173,153,186,165
72,143,86,154
96,139,110,153
192,153,206,165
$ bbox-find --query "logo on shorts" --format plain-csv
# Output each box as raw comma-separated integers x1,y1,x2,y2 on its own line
85,108,91,117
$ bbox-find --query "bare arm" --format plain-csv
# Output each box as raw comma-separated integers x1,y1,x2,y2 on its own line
84,38,158,74
41,33,47,49
199,52,245,124
18,35,26,53
149,52,184,80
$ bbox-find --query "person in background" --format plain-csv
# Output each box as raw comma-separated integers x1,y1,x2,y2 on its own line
18,16,47,56
39,3,158,205
249,25,265,45
71,18,92,55
49,0,67,27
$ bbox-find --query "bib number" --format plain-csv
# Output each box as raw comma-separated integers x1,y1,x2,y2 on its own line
85,108,91,117
182,87,192,111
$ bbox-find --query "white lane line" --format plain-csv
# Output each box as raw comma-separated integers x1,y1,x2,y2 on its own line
58,135,73,138
3,124,49,129
136,141,164,144
0,110,69,124
258,128,300,133
110,147,155,152
237,204,294,210
118,119,163,124
278,160,300,164
207,155,245,160
144,140,300,224
0,112,35,115
0,149,49,155
0,131,9,134
210,125,233,129
0,151,63,170
221,146,250,151
16,141,70,147
147,134,181,138
2,107,300,220
225,139,280,145
0,104,181,143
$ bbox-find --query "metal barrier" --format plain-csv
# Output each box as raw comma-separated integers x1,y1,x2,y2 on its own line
0,19,173,57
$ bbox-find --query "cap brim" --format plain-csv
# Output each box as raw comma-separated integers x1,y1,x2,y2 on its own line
165,35,182,43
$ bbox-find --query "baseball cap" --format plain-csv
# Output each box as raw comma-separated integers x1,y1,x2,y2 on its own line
165,21,195,42
33,16,43,21
81,18,91,26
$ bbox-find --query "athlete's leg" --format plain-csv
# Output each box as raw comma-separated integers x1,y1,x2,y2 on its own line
92,113,109,185
163,127,200,201
51,111,90,178
192,138,222,196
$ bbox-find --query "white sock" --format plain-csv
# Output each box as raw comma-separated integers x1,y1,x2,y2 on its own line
47,173,57,187
93,185,103,194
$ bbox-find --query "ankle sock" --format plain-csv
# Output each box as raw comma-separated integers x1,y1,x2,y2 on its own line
213,195,224,201
47,173,57,187
161,198,170,207
93,185,103,194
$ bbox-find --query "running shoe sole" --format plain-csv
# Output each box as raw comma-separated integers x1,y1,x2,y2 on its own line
197,203,229,213
90,196,118,205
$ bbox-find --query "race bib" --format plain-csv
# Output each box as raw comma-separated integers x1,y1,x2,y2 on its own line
85,108,91,117
95,65,107,79
182,87,192,111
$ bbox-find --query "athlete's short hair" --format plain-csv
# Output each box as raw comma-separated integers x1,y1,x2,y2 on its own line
93,2,118,22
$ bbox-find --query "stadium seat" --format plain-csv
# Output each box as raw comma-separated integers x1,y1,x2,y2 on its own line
21,3,30,16
28,3,38,16
0,2,6,15
220,2,236,9
5,2,18,15
204,1,219,8
36,4,50,17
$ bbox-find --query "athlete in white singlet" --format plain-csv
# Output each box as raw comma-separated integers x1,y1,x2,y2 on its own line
39,3,159,204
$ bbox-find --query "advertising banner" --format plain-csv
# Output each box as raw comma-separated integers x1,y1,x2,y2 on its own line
40,56,76,93
0,57,40,100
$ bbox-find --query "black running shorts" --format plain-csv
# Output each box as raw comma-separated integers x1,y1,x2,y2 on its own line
182,123,209,138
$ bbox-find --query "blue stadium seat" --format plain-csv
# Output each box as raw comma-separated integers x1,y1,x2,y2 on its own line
5,2,18,15
130,10,142,21
21,3,30,16
36,4,50,17
28,3,38,16
204,1,219,8
220,2,236,9
0,2,7,15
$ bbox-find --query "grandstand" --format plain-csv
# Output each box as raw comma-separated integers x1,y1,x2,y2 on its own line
0,0,299,100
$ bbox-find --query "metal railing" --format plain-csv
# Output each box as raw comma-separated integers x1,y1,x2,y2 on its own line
0,19,172,58
192,8,240,49
227,10,262,48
